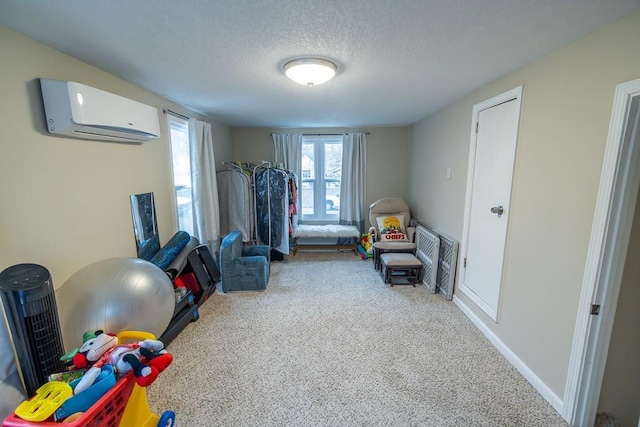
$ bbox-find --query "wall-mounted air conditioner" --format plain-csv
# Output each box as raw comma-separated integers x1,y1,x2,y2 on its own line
39,79,161,143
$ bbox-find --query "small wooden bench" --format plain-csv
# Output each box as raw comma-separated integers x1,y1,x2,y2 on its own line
292,224,360,255
380,253,422,286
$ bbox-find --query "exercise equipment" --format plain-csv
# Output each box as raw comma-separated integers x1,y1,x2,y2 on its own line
149,231,190,271
57,258,174,351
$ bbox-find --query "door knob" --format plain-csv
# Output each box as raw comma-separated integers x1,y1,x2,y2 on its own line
490,205,504,216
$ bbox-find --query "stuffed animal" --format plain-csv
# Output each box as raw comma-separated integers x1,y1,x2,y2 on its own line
64,330,173,394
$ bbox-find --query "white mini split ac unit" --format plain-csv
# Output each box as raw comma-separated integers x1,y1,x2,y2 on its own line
39,79,161,143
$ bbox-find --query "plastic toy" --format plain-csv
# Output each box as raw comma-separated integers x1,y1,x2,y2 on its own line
53,365,116,421
13,382,72,422
358,234,373,260
63,329,173,394
3,331,176,427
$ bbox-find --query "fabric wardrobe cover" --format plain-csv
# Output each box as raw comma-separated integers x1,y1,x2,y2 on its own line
217,169,253,242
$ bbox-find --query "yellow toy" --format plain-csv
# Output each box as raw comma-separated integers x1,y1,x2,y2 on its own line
14,382,72,422
358,234,373,259
4,331,175,427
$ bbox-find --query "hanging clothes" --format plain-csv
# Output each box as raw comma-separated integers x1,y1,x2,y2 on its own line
254,164,290,255
217,165,254,242
288,174,298,235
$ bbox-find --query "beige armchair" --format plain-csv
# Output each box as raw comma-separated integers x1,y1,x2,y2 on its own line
368,198,417,270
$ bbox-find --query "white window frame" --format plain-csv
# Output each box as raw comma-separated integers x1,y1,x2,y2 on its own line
300,135,342,223
167,113,194,234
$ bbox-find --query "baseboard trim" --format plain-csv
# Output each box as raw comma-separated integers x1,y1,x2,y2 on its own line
452,295,566,418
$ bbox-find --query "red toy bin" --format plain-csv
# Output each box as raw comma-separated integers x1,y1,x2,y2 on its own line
3,374,135,427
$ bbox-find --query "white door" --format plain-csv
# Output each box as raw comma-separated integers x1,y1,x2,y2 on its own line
459,87,523,321
563,80,640,426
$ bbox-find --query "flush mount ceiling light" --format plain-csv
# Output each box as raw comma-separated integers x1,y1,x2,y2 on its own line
284,58,337,87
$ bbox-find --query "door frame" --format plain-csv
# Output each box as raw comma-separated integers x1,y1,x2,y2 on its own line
458,85,524,322
563,78,640,426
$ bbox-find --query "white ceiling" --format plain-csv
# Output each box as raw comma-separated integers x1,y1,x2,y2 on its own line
1,1,639,128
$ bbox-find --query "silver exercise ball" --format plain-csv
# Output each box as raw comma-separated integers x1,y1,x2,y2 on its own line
57,257,174,351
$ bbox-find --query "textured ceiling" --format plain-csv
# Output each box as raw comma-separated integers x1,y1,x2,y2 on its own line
1,0,639,128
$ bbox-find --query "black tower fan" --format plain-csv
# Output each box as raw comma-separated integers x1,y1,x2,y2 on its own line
0,263,66,396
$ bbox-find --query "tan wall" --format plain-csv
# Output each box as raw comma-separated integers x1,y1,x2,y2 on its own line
231,126,409,228
0,26,232,287
406,11,640,398
597,186,640,426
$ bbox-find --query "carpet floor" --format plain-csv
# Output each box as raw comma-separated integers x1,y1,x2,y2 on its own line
146,252,567,426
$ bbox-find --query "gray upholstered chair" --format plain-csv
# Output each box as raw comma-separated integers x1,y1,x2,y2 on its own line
219,231,270,292
368,198,417,270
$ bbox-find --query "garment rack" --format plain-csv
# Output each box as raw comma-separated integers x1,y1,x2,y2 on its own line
218,162,255,242
252,162,292,254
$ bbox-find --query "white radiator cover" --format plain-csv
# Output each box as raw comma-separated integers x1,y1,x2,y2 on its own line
435,230,459,301
40,79,160,143
415,224,440,294
415,222,459,300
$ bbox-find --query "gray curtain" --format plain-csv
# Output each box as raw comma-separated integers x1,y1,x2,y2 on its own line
272,133,302,227
339,133,367,232
189,118,220,250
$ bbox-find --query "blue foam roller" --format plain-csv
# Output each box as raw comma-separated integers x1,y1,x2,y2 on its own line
150,231,191,271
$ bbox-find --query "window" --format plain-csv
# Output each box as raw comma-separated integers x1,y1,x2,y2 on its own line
167,114,194,234
301,135,342,221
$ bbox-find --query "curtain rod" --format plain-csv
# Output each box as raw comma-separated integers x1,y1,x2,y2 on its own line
163,109,190,121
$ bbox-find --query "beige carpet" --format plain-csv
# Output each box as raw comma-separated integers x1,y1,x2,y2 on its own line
146,252,567,426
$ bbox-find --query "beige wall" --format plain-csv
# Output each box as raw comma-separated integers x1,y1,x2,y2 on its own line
597,185,640,426
231,126,409,228
0,26,232,287
406,11,640,399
